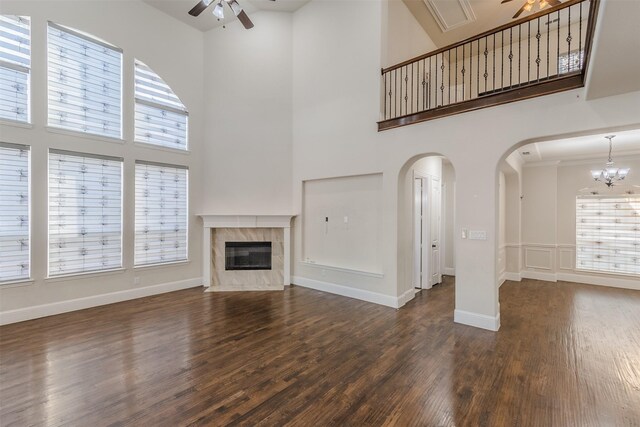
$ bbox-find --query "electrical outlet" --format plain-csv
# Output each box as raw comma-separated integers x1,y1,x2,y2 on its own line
134,277,140,285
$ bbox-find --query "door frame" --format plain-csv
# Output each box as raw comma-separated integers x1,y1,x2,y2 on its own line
412,171,432,289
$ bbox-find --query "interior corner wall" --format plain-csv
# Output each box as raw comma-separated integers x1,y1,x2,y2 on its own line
0,0,205,315
201,11,293,215
498,172,507,282
442,162,456,274
504,171,522,275
382,0,437,67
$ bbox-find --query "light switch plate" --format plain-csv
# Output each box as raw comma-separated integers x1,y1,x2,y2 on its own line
468,230,487,240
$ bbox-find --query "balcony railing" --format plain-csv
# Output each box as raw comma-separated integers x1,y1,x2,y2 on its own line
378,0,599,131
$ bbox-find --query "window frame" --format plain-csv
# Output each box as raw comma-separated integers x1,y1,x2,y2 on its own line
0,15,32,125
575,194,640,278
47,148,124,278
0,141,31,284
46,21,124,140
133,60,189,151
134,160,189,268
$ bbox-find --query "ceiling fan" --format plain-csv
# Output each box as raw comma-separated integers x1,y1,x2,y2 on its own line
188,0,274,29
502,0,562,19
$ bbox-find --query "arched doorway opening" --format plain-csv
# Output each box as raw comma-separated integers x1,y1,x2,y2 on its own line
397,154,457,304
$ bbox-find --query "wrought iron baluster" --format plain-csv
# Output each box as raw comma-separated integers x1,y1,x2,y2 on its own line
557,10,561,74
546,13,550,79
518,23,522,86
567,5,572,72
493,33,496,92
448,49,451,105
528,21,531,83
536,18,541,81
579,1,583,70
462,44,466,101
501,30,504,90
404,67,409,115
509,28,513,87
441,52,445,106
455,47,458,103
484,37,489,94
383,72,387,119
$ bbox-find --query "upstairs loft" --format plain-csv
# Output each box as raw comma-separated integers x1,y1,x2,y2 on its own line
378,0,599,131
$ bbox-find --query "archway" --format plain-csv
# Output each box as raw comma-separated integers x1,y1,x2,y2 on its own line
397,153,457,308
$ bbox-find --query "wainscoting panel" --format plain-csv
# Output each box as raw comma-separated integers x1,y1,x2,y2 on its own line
558,245,575,271
524,245,555,271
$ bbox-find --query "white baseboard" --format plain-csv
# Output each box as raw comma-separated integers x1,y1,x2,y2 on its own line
521,270,557,282
397,288,417,308
292,276,406,308
0,278,203,325
556,272,640,291
443,267,455,276
504,272,522,282
454,309,500,331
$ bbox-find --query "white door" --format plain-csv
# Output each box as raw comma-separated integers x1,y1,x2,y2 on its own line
413,178,423,288
429,177,442,286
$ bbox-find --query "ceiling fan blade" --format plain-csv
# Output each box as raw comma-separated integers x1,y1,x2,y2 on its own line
512,4,528,18
501,0,515,3
547,0,562,6
189,0,212,16
236,10,255,29
226,0,254,29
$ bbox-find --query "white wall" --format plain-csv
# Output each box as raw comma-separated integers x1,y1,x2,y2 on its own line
302,173,383,274
200,11,293,215
442,162,456,275
291,0,640,330
0,1,205,317
382,0,436,66
515,157,640,289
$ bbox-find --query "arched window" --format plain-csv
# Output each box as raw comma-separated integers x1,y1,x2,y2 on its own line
134,60,188,150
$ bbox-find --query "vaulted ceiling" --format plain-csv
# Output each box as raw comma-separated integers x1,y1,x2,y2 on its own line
403,0,546,48
143,0,309,31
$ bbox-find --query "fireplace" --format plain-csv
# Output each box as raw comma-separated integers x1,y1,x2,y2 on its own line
225,241,272,271
199,215,294,291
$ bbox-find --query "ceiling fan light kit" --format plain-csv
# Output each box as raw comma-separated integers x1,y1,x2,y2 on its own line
502,0,562,19
188,0,275,29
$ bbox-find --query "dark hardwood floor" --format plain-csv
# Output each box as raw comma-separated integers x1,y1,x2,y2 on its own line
1,278,639,426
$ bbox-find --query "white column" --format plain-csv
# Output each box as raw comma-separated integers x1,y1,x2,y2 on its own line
284,226,291,286
202,227,211,288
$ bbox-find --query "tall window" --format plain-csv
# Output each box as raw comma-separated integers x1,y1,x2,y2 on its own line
134,60,188,150
576,196,640,276
0,143,30,282
0,15,30,123
135,161,188,266
47,22,122,139
49,150,122,276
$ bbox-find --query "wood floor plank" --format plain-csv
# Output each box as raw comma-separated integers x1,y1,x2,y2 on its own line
1,277,639,426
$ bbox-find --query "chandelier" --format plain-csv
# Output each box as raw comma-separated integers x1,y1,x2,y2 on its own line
590,135,630,187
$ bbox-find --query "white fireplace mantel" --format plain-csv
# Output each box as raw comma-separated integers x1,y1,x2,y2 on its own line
199,215,295,289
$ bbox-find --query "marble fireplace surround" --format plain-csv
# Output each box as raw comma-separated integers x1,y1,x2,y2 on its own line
200,215,294,291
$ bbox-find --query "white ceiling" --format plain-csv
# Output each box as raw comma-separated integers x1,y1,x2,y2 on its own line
143,0,309,32
517,129,640,164
403,0,527,48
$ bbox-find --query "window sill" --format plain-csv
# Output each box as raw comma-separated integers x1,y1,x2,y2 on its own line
134,260,190,270
46,126,125,145
0,279,34,288
45,268,125,283
0,118,33,129
574,268,640,279
133,141,190,155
